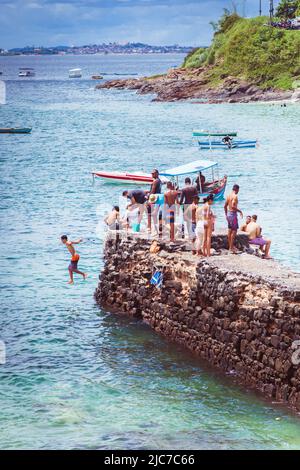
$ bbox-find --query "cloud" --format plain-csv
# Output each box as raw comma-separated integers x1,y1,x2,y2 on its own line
0,0,276,49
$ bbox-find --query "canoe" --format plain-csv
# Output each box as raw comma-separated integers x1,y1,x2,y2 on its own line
193,130,238,137
0,127,32,134
92,171,169,185
198,140,257,149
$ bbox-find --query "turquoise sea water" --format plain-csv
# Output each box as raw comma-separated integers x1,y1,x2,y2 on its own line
0,54,300,450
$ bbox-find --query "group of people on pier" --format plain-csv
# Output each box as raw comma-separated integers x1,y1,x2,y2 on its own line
105,168,272,259
61,167,272,284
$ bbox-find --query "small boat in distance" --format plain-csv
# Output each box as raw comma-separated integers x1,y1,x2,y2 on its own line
18,68,35,77
193,130,237,137
0,127,32,134
69,68,82,78
91,75,103,80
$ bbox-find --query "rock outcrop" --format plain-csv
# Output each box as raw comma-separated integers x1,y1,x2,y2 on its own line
95,234,300,411
96,68,293,103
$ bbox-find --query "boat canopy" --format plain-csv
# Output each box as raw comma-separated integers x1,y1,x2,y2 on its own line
161,159,218,177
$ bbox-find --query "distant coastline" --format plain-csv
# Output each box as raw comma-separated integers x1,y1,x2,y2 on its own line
0,43,195,56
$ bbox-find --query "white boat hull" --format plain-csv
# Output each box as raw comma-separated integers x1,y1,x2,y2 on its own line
93,171,169,185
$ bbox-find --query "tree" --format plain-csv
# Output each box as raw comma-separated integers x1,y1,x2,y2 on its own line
276,0,300,19
210,9,241,35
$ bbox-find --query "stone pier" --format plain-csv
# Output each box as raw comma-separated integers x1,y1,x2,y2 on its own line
95,233,300,411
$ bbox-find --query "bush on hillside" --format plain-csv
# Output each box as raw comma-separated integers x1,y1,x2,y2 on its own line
182,14,300,90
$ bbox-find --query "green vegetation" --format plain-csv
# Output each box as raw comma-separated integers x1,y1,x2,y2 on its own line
276,0,300,19
183,12,300,90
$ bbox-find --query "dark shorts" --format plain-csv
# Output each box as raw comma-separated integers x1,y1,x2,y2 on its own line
227,211,238,231
166,209,175,224
69,260,78,271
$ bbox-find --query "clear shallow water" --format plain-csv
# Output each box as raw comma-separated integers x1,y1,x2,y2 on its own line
0,54,300,450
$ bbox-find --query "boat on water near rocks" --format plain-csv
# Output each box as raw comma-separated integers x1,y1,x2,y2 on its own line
0,127,32,134
93,159,227,200
160,159,227,201
92,171,169,185
91,75,103,80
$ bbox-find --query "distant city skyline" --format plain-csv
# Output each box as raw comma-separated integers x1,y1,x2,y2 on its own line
0,0,280,49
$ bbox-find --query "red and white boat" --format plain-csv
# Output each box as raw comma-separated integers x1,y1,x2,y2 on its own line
92,170,169,185
92,159,227,201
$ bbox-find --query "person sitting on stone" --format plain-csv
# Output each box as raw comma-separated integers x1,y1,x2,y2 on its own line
240,215,252,232
245,214,272,259
104,205,122,230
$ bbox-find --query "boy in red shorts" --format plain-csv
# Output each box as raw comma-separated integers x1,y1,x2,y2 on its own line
61,235,87,284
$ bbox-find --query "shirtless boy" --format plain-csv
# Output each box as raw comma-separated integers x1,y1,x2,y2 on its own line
164,181,179,242
61,235,87,284
246,215,272,259
224,184,243,253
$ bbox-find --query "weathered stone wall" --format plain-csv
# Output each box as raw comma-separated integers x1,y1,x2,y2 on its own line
95,235,300,411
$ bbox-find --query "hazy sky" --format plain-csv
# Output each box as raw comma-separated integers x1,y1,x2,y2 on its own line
0,1,278,49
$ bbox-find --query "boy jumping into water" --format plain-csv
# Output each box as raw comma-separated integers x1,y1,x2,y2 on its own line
61,235,87,284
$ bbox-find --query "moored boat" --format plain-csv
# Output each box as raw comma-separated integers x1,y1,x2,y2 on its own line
160,159,227,201
91,75,103,80
69,68,82,78
93,160,226,199
92,171,169,185
198,140,257,149
0,127,32,134
18,68,35,77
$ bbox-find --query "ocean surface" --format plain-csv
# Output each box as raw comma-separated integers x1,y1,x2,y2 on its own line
0,54,300,450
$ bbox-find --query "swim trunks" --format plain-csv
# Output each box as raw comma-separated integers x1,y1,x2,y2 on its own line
166,209,175,224
227,211,238,231
69,254,80,271
249,237,267,247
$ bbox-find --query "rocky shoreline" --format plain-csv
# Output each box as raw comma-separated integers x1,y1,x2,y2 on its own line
96,67,298,104
96,233,300,412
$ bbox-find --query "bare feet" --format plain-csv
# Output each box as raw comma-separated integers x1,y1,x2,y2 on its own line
83,273,88,280
68,280,74,285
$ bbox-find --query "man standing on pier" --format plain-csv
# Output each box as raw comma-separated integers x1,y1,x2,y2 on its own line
147,169,162,232
224,184,243,253
180,177,198,238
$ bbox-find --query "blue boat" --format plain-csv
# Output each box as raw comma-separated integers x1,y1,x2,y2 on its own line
198,140,257,150
0,127,32,134
160,159,227,201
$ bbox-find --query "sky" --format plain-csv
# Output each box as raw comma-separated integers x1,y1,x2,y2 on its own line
0,0,279,49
